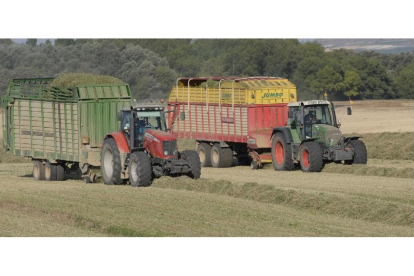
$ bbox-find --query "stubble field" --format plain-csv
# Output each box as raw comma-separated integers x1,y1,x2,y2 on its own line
0,100,414,236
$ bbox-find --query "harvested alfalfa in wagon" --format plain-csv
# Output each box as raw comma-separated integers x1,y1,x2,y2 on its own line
51,73,124,88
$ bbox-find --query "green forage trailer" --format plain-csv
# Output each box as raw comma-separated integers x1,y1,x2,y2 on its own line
2,78,132,182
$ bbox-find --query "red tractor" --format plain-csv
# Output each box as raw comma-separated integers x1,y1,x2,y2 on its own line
100,102,201,186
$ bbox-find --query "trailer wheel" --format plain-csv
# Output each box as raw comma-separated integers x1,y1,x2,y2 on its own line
33,160,45,181
56,164,65,181
250,161,259,170
101,138,123,185
197,143,212,167
211,144,233,168
345,140,368,165
299,142,323,172
181,150,201,179
129,151,152,187
271,133,294,171
45,161,57,181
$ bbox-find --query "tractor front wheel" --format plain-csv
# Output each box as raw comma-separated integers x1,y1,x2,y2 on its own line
299,142,323,172
345,140,368,165
101,138,122,185
271,133,294,171
181,150,201,179
129,151,152,187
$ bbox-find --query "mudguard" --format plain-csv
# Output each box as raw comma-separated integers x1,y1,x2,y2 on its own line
105,132,130,153
344,136,362,143
271,127,293,143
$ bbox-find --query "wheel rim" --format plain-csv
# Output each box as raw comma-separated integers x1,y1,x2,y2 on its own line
104,149,114,178
45,165,50,178
131,160,138,182
213,149,219,164
33,164,39,178
199,149,205,163
302,149,310,168
275,141,285,165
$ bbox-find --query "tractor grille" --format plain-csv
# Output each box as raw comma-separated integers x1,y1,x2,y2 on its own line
162,140,177,156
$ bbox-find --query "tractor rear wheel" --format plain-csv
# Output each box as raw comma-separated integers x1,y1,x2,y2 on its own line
101,138,122,185
129,151,152,187
345,140,367,165
45,161,57,181
271,133,294,171
181,150,201,179
299,142,323,172
197,143,212,167
33,160,45,181
211,144,233,168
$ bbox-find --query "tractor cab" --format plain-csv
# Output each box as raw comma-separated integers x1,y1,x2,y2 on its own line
287,100,341,147
118,105,168,149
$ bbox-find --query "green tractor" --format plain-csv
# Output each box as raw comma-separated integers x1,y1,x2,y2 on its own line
271,100,367,172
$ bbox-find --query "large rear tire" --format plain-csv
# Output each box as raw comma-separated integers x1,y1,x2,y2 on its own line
101,138,122,185
271,133,294,171
33,160,45,181
197,143,212,167
45,161,57,181
129,151,152,187
345,140,368,165
181,150,201,179
299,142,323,172
210,144,233,168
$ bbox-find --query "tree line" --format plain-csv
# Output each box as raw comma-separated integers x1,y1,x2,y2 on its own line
1,38,414,101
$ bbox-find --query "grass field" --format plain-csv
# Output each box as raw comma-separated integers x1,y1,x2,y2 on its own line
0,100,414,236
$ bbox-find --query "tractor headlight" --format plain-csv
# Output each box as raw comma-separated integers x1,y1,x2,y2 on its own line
330,138,334,143
164,151,168,156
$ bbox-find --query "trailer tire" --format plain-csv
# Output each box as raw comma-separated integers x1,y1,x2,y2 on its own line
345,140,368,165
300,142,323,172
211,144,233,168
56,164,65,181
129,151,152,187
33,160,45,181
271,132,294,171
45,161,57,181
101,138,122,185
197,143,212,167
181,150,201,179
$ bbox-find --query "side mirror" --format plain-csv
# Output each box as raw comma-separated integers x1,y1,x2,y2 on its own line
180,111,185,121
337,119,341,128
347,107,352,115
117,111,124,121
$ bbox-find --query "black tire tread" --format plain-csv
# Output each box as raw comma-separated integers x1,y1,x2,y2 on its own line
271,132,294,171
197,143,212,167
182,150,201,179
56,164,65,181
347,140,368,164
101,138,122,185
129,151,152,187
45,161,57,181
300,142,323,172
33,160,45,181
211,144,233,168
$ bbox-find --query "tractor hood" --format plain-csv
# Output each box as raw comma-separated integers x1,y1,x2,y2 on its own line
312,124,342,147
145,129,176,142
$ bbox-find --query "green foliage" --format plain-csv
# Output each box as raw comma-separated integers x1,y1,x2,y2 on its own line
0,39,413,100
26,39,37,47
51,73,124,88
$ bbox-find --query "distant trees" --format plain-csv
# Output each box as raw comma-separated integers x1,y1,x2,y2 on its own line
0,39,414,100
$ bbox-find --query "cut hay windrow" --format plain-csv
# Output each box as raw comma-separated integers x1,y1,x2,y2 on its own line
152,177,414,227
51,73,124,88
